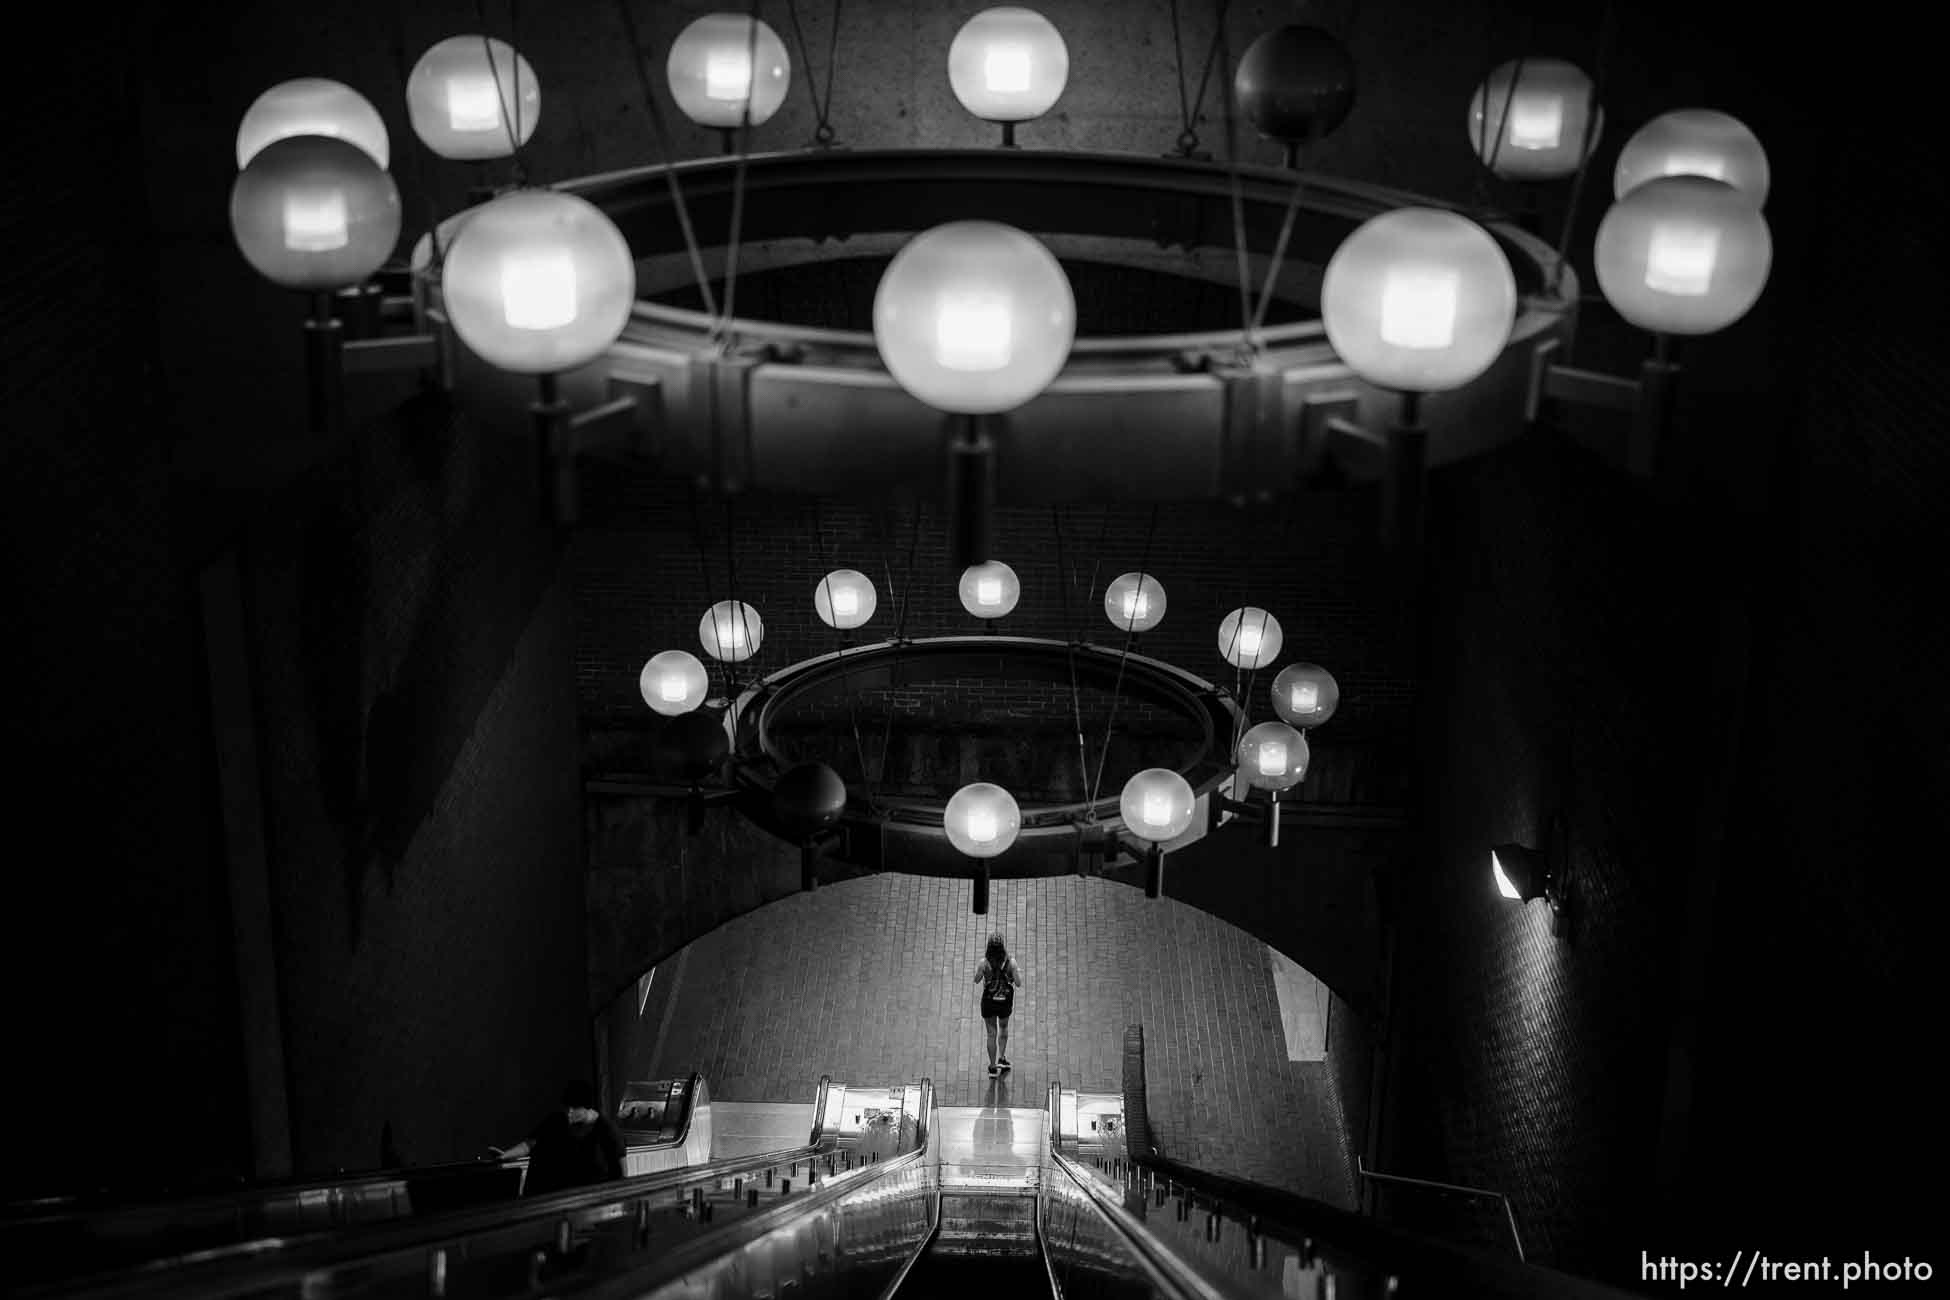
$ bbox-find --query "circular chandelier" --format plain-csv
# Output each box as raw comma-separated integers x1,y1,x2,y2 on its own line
229,5,1775,905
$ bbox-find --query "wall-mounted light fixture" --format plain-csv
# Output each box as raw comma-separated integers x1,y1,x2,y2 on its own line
1491,842,1570,935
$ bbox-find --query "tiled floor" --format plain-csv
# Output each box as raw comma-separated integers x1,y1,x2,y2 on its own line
629,874,1360,1206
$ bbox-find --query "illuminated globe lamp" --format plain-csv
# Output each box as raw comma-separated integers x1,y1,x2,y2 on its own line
666,13,792,152
1467,58,1603,182
1271,662,1340,730
699,600,765,663
874,221,1075,568
945,781,1021,914
1594,175,1772,338
1119,768,1196,899
1102,572,1166,635
947,7,1069,148
958,562,1021,622
230,135,403,434
406,36,540,165
1614,109,1770,207
1320,207,1517,545
439,189,636,523
1217,607,1283,671
1239,720,1308,847
1233,25,1358,168
640,649,710,717
236,78,389,169
814,569,878,631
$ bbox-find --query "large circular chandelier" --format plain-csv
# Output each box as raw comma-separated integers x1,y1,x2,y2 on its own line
229,5,1774,907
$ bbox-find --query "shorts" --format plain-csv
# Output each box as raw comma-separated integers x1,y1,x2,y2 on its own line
980,997,1013,1022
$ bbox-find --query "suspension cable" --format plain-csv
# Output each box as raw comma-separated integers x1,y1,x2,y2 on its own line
1087,505,1162,808
475,0,530,186
1051,507,1092,804
611,0,720,317
869,504,925,803
1214,13,1257,352
688,485,731,700
392,4,452,273
713,0,767,341
813,497,875,792
1167,0,1235,155
1548,0,1617,297
784,0,845,146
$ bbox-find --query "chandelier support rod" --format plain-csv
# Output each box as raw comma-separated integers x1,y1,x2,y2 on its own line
304,294,346,437
948,415,995,571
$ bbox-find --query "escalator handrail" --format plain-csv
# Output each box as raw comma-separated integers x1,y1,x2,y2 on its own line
32,1076,839,1300
9,1071,709,1233
1132,1152,1646,1300
1046,1148,1229,1300
566,1077,936,1300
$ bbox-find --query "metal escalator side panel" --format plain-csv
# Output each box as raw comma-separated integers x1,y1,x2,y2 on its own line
1042,1150,1228,1300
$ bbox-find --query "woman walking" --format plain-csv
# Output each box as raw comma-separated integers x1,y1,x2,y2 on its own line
975,932,1023,1079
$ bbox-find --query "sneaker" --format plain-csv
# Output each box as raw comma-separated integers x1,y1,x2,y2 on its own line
988,1064,1000,1078
998,1058,1012,1072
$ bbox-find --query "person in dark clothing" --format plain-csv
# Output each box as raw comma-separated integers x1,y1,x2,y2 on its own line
974,931,1023,1079
488,1080,624,1196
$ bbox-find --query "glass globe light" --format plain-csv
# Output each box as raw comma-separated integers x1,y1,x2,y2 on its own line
814,569,878,630
1271,663,1340,729
1614,108,1769,207
1119,768,1196,843
1217,607,1283,670
1102,572,1166,634
1239,720,1309,792
230,135,402,291
439,190,635,374
948,7,1069,123
944,782,1021,859
699,600,765,662
1467,58,1602,181
1321,207,1517,393
640,650,710,716
958,562,1021,619
406,35,540,161
666,13,792,129
873,221,1075,415
1594,176,1771,336
236,78,389,169
1234,25,1358,146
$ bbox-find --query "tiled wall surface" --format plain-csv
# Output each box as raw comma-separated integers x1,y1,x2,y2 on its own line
624,874,1365,1206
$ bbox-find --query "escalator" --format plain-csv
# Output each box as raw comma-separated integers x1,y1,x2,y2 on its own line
22,1060,1652,1299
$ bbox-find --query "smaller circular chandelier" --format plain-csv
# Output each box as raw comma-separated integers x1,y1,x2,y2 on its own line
229,135,401,292
1613,108,1769,206
406,35,540,162
699,600,765,662
947,7,1069,145
958,561,1022,620
1217,607,1283,670
1271,663,1340,729
945,782,1022,858
640,650,710,717
666,13,793,131
1594,176,1772,336
236,78,389,169
1102,572,1166,634
1466,57,1602,181
814,569,878,630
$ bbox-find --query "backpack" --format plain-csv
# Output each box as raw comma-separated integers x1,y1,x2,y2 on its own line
984,959,1014,1005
